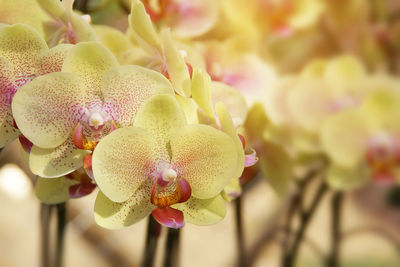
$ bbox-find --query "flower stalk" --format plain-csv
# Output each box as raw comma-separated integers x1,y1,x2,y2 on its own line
142,216,162,267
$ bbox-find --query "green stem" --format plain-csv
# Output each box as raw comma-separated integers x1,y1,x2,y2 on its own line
163,227,181,267
142,216,161,267
327,192,344,267
283,182,328,267
55,203,67,267
235,196,246,267
40,204,52,267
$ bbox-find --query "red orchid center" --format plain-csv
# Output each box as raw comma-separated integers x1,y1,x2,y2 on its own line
151,168,191,208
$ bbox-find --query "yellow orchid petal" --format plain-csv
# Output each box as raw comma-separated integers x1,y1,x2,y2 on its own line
61,42,118,97
0,24,47,83
36,43,73,76
222,177,242,201
326,164,371,191
191,68,214,119
361,87,400,132
38,0,98,45
172,195,226,226
12,72,85,148
0,0,50,35
211,82,248,125
259,139,293,195
29,139,90,178
300,58,327,78
134,94,186,162
92,127,156,203
289,0,324,30
35,176,79,204
215,102,244,180
287,80,331,132
243,103,269,142
94,180,154,229
175,95,199,124
170,124,238,199
323,55,366,87
93,25,132,61
161,29,191,97
37,0,65,18
0,116,19,148
321,109,369,168
102,65,174,127
129,0,161,51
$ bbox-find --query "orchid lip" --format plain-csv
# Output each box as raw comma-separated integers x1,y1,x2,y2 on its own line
151,173,191,208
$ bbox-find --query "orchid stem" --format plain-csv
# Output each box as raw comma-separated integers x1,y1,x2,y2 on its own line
283,182,328,267
143,216,161,267
55,203,67,267
327,192,344,267
235,196,246,267
40,203,52,267
163,227,181,267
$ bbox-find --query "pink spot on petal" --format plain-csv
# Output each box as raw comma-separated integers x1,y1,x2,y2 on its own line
152,207,185,229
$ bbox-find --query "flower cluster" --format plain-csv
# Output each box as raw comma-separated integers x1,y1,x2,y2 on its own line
2,0,400,234
0,0,262,229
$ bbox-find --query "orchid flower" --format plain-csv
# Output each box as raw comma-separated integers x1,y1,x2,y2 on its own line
189,68,258,199
198,39,276,106
37,0,98,47
263,55,369,154
93,94,238,229
141,0,220,38
12,41,174,178
0,23,73,148
243,103,294,195
322,80,400,190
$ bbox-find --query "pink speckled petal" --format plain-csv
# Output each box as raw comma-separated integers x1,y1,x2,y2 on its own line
29,138,90,178
172,195,226,226
0,24,48,86
12,72,86,148
134,94,187,162
102,65,174,127
0,57,15,121
152,207,185,229
171,124,238,199
94,179,154,229
92,127,156,203
215,102,245,179
36,44,73,76
61,42,118,107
